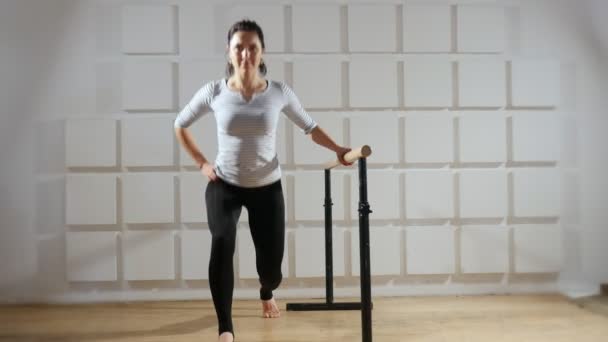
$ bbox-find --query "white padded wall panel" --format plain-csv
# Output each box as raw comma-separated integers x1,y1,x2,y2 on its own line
122,60,175,111
295,228,345,277
459,170,507,218
352,227,401,276
459,112,506,162
350,171,399,220
348,4,396,52
292,59,341,108
293,113,343,165
349,113,399,164
404,58,452,107
237,229,288,279
406,226,455,274
179,173,208,223
124,231,174,280
459,60,506,107
225,5,285,52
66,119,116,167
457,5,505,53
122,5,177,54
263,58,285,83
181,230,211,280
405,170,454,219
511,60,560,107
460,226,508,273
349,58,398,108
123,173,175,224
122,116,174,167
404,113,453,163
294,172,344,221
293,5,340,52
66,175,116,225
513,168,561,217
512,112,560,162
179,59,225,108
403,4,451,52
66,232,118,281
514,224,562,273
178,114,218,167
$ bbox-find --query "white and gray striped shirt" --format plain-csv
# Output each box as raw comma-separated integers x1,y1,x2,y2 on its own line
175,78,317,188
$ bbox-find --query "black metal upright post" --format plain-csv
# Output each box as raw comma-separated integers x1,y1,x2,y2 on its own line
324,168,334,304
286,165,364,311
358,157,373,342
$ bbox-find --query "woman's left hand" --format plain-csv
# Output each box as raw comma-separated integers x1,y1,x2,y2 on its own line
336,146,353,166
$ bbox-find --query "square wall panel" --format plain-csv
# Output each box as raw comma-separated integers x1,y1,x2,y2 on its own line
295,228,345,277
404,112,453,163
457,5,505,53
404,58,452,107
349,113,399,164
122,60,175,111
294,113,343,165
349,58,398,108
292,59,342,108
66,175,117,225
66,232,117,281
122,5,177,54
513,168,560,217
66,119,116,167
124,231,174,280
460,226,508,273
512,112,560,162
237,229,288,279
459,112,506,162
178,113,218,167
514,224,562,273
405,170,454,219
458,60,506,107
293,5,340,52
180,173,208,223
181,230,211,280
350,171,400,220
179,59,225,108
403,4,451,52
122,116,174,167
294,171,344,221
225,5,285,52
352,227,401,276
459,170,507,218
511,60,560,107
123,173,174,224
406,226,455,274
348,4,396,52
264,58,285,83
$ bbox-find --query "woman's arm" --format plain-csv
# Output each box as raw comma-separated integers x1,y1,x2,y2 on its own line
309,126,352,166
174,127,217,181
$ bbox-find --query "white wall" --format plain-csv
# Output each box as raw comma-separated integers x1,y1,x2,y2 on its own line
0,0,606,303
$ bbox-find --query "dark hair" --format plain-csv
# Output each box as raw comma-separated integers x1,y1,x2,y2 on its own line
225,19,267,77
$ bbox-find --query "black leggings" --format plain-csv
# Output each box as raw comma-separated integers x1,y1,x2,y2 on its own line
205,177,285,336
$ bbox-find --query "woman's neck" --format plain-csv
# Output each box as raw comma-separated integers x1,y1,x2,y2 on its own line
231,71,261,91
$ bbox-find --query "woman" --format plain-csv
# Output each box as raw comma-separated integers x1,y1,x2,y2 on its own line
174,19,351,342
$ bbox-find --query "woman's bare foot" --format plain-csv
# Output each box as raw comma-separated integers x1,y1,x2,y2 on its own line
262,297,281,318
218,332,233,342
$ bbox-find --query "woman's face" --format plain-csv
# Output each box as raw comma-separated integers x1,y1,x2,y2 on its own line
228,30,263,75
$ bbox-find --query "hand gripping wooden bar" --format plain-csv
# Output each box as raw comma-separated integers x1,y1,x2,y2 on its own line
323,145,372,170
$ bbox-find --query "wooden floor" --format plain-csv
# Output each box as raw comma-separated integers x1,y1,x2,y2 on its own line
1,295,607,341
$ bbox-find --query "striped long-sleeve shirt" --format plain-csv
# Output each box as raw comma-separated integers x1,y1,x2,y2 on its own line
174,78,318,188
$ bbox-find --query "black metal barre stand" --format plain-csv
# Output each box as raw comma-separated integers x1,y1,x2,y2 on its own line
286,157,373,342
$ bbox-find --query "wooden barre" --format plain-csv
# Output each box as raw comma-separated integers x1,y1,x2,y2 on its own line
323,145,372,170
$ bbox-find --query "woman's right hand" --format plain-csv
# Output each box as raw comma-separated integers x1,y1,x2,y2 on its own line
200,162,218,182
